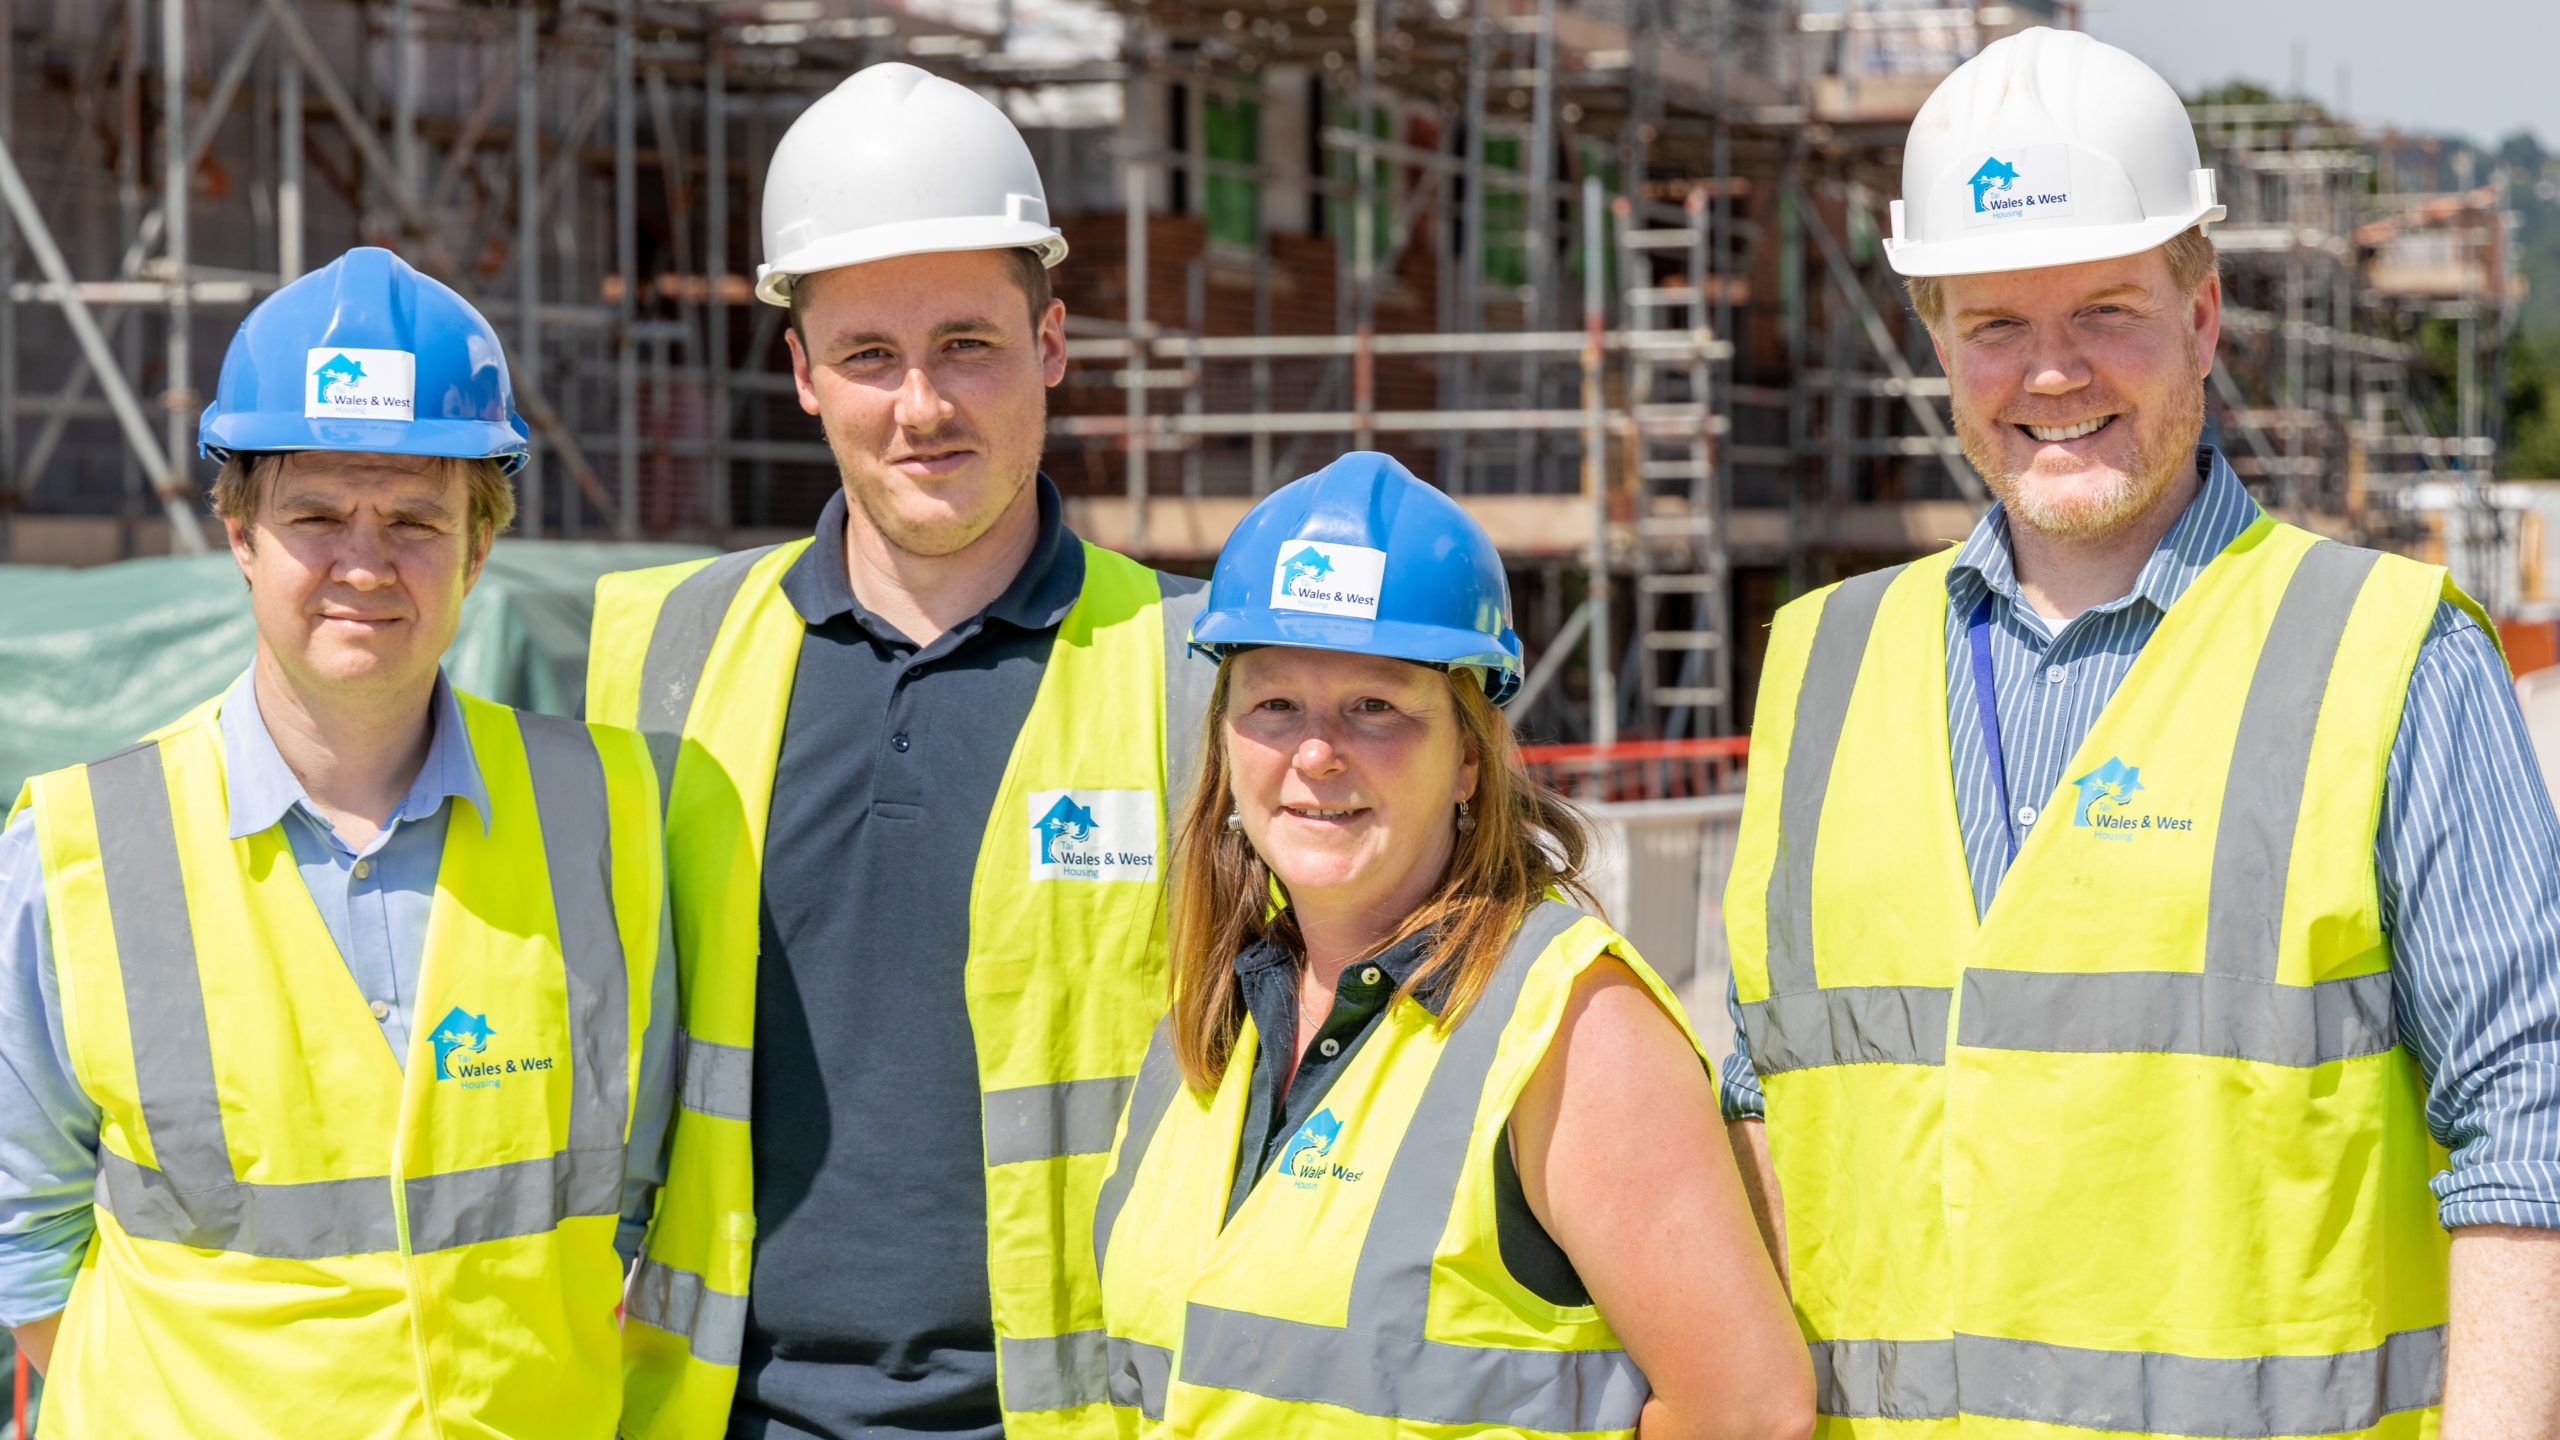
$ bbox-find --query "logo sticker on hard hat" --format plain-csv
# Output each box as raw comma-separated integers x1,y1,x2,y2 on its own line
1963,145,2073,228
304,346,417,422
1028,789,1158,882
1269,541,1387,619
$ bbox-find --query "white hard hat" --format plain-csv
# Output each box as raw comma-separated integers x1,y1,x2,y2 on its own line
1885,28,2224,279
756,63,1069,307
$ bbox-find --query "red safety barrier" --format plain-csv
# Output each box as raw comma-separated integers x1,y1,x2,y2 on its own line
1519,736,1751,803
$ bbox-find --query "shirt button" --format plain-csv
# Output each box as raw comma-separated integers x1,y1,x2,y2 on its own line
2016,805,2038,826
1359,966,1382,986
353,859,372,880
891,733,911,752
1317,1038,1341,1058
2045,664,2066,684
369,999,391,1021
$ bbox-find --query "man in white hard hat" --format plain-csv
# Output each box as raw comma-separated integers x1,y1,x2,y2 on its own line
588,63,1211,1440
1719,27,2560,1438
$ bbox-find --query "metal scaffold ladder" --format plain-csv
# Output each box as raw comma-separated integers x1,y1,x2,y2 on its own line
1618,189,1732,739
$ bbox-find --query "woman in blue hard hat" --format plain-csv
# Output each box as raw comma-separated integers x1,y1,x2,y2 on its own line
0,246,672,1437
1092,452,1812,1440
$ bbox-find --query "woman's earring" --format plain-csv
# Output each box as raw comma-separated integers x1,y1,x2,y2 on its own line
1224,808,1243,832
1455,800,1476,835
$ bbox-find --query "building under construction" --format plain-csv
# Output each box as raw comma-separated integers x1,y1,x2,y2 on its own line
0,0,2527,746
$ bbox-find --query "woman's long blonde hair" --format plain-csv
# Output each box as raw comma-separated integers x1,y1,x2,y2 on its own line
1165,658,1597,1091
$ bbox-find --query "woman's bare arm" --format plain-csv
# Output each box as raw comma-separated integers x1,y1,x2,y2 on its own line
1511,957,1813,1440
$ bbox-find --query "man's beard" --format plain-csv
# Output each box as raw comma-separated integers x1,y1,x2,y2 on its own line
1955,341,2206,543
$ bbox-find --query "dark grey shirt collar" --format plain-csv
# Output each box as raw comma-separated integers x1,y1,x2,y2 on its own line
1231,923,1452,1018
779,472,1085,642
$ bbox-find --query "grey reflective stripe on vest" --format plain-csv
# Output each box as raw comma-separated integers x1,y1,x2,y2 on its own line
1346,900,1580,1326
1740,985,1952,1074
1958,968,2396,1068
86,722,629,1258
406,1145,623,1253
1157,573,1212,806
1809,1335,1957,1421
1000,1329,1114,1412
1182,1303,1649,1432
985,1075,1135,1167
86,743,236,1196
632,544,772,805
518,712,632,1172
1167,902,1648,1433
1106,1334,1174,1421
678,1029,752,1121
1812,1326,2444,1435
1765,566,1905,994
2204,541,2382,984
1093,1018,1184,1280
94,1148,396,1261
626,1254,749,1366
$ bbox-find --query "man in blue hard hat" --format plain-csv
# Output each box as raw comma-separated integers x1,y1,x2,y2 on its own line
0,246,676,1435
591,63,1213,1440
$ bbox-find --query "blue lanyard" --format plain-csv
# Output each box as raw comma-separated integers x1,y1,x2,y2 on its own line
1967,592,2019,866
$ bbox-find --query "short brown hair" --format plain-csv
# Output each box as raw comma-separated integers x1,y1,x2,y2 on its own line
1904,224,2220,331
1163,662,1600,1091
211,451,517,555
784,246,1054,342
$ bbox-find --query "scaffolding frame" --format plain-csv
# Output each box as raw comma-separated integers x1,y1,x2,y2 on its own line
0,0,2524,739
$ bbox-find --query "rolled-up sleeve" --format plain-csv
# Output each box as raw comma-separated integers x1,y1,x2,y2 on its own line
2378,603,2560,1232
0,811,103,1326
1719,970,1768,1122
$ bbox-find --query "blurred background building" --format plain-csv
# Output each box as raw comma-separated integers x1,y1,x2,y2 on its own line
0,0,2544,743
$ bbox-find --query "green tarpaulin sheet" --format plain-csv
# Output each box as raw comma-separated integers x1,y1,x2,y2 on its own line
0,539,718,800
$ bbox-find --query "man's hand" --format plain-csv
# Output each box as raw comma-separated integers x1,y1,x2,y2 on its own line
2444,1224,2560,1437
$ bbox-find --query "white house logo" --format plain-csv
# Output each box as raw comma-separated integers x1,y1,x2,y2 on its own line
1269,540,1387,620
304,346,417,422
1027,789,1158,882
1962,145,2073,228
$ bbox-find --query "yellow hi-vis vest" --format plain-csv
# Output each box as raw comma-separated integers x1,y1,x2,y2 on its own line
11,692,664,1440
1726,519,2467,1438
588,538,1210,1440
1093,900,1707,1438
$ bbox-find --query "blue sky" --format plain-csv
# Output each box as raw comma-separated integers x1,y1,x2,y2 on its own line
2083,0,2557,150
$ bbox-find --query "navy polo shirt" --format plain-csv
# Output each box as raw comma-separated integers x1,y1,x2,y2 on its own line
734,479,1086,1440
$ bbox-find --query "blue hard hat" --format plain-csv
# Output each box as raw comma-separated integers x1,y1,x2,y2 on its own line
199,246,529,475
1191,451,1522,704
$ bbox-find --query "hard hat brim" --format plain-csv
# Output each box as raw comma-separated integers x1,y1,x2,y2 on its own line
198,413,530,475
756,220,1070,307
1188,610,1524,704
1883,204,2226,279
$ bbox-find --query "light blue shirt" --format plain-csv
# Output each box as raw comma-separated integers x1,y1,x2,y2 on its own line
1722,449,2560,1233
0,672,675,1326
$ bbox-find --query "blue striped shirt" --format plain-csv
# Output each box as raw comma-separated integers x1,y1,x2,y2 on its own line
1721,448,2560,1232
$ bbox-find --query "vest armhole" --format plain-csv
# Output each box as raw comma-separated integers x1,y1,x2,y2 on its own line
1489,1116,1592,1308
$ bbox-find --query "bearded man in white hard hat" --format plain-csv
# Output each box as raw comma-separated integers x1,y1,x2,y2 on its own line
1719,27,2560,1438
585,65,1211,1440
